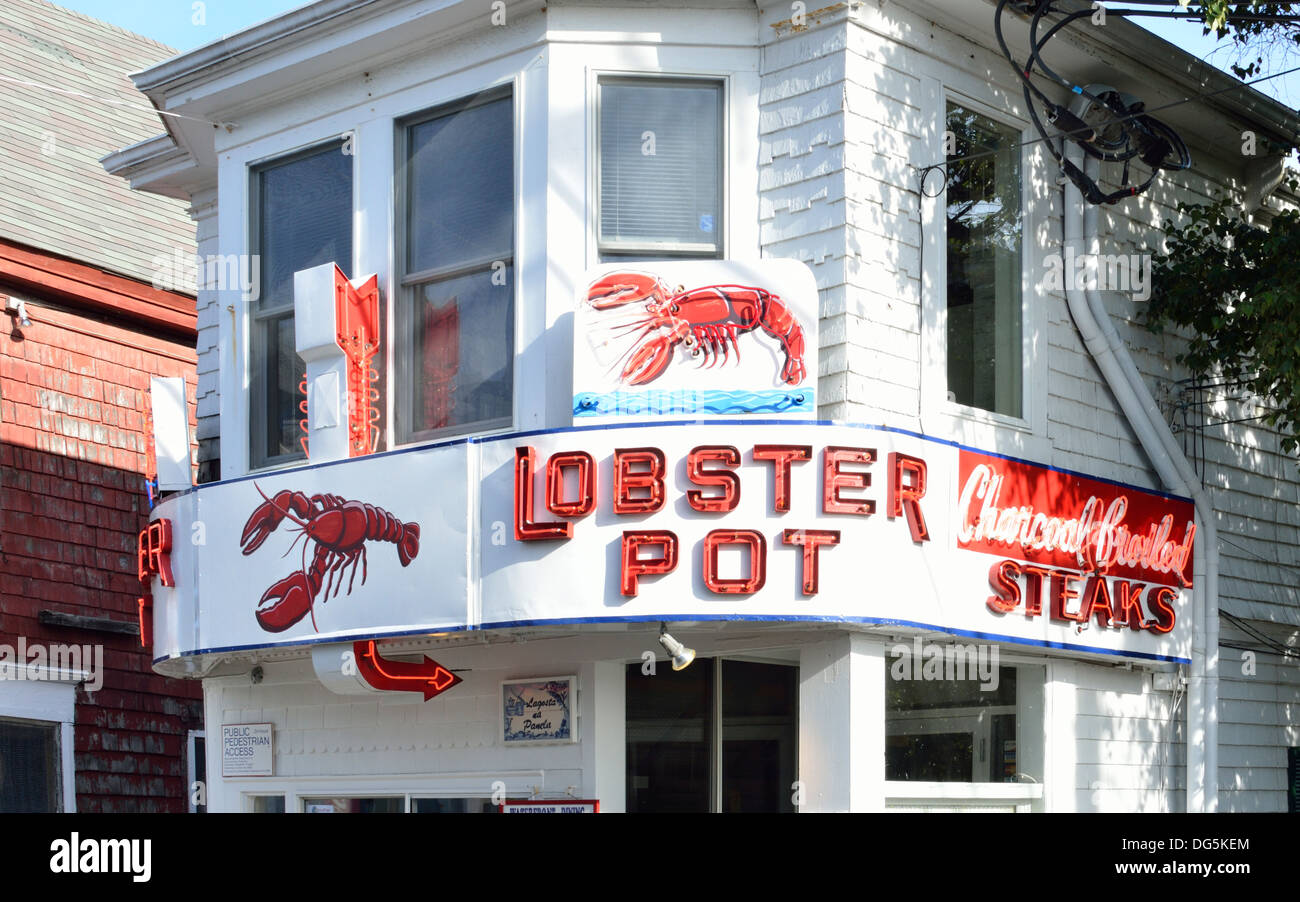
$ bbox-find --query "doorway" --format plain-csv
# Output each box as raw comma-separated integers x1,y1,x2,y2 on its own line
625,658,797,813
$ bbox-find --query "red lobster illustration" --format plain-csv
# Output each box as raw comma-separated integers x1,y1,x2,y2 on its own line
239,485,420,633
587,271,808,386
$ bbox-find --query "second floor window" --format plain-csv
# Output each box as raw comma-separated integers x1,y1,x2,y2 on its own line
397,90,515,442
597,77,723,261
945,102,1023,419
250,141,353,467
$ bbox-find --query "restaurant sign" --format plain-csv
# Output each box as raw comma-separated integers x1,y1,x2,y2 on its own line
144,422,1195,669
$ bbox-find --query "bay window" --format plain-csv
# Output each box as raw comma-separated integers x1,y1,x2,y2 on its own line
397,89,514,442
945,101,1023,419
597,77,723,261
250,141,353,467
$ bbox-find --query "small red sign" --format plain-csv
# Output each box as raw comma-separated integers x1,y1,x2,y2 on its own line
138,519,174,587
353,640,461,701
956,450,1194,587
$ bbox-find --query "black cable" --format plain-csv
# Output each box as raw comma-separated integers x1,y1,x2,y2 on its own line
918,59,1300,173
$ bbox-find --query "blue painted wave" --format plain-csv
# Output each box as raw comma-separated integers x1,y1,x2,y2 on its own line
573,389,814,417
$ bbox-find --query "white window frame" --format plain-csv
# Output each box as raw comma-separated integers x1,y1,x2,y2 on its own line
919,76,1049,459
187,729,206,813
246,138,357,471
588,64,758,268
391,84,520,447
236,770,543,812
883,654,1047,812
217,57,534,478
0,681,77,812
592,74,728,261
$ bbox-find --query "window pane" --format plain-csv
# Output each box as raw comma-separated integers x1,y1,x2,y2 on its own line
625,659,713,813
302,796,404,813
407,97,513,272
946,104,1022,418
251,795,285,813
257,145,354,309
721,660,797,813
252,142,352,465
411,798,497,813
401,92,514,442
0,719,59,812
886,654,1018,783
262,313,304,460
411,268,513,434
599,80,721,251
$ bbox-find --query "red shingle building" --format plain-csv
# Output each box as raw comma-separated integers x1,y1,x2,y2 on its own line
0,0,202,813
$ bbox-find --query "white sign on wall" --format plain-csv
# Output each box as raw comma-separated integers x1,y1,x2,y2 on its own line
221,723,273,777
573,260,818,420
147,422,1194,669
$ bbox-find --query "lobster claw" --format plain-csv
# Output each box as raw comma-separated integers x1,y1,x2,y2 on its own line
255,571,316,633
588,273,670,310
781,356,807,386
621,336,676,385
240,489,310,555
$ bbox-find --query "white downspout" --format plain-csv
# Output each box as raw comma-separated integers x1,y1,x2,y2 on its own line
1061,142,1220,812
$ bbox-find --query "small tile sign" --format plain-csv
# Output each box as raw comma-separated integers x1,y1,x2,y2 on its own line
221,723,273,777
502,676,576,744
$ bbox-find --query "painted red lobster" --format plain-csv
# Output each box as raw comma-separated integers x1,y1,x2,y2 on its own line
587,272,808,386
239,485,420,633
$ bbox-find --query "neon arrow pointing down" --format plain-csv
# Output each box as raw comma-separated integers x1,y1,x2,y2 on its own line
353,640,462,701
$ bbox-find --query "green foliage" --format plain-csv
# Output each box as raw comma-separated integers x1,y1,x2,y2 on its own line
1179,1,1300,78
1147,187,1300,454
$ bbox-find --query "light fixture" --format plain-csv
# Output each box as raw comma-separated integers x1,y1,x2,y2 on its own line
5,298,32,328
658,623,695,671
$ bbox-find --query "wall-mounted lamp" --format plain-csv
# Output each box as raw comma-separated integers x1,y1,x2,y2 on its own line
658,623,696,671
5,298,32,328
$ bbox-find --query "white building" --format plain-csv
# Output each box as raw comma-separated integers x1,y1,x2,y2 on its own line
107,0,1300,813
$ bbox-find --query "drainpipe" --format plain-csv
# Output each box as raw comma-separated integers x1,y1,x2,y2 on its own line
1241,155,1285,222
1061,142,1220,812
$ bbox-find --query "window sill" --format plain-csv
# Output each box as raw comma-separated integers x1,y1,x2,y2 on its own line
941,401,1033,435
884,781,1043,801
391,418,515,452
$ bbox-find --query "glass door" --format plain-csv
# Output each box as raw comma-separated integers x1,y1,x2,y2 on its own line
626,657,797,812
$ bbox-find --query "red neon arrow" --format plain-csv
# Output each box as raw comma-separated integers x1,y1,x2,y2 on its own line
353,640,462,701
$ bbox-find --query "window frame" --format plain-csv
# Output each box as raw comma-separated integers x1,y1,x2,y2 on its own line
920,78,1047,455
393,84,518,446
592,72,729,264
941,97,1027,423
882,653,1046,812
247,138,356,471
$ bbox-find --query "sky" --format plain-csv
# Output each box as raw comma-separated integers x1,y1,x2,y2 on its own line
51,0,311,51
46,0,1300,108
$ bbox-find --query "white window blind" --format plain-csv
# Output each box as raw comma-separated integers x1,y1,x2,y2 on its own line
599,79,722,254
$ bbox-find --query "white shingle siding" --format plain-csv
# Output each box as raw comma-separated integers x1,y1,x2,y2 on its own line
190,192,221,480
1217,620,1300,811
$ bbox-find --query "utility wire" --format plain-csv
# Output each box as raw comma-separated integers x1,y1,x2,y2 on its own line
914,59,1300,174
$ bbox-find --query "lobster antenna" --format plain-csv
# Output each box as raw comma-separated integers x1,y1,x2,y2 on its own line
253,481,311,530
302,534,319,632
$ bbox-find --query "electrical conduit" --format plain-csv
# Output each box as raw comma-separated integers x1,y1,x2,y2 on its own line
1061,142,1220,812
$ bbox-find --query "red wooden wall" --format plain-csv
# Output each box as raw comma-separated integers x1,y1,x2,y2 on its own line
0,279,203,813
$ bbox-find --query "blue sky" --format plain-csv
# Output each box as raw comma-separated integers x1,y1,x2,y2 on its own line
50,0,1300,106
54,0,311,51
